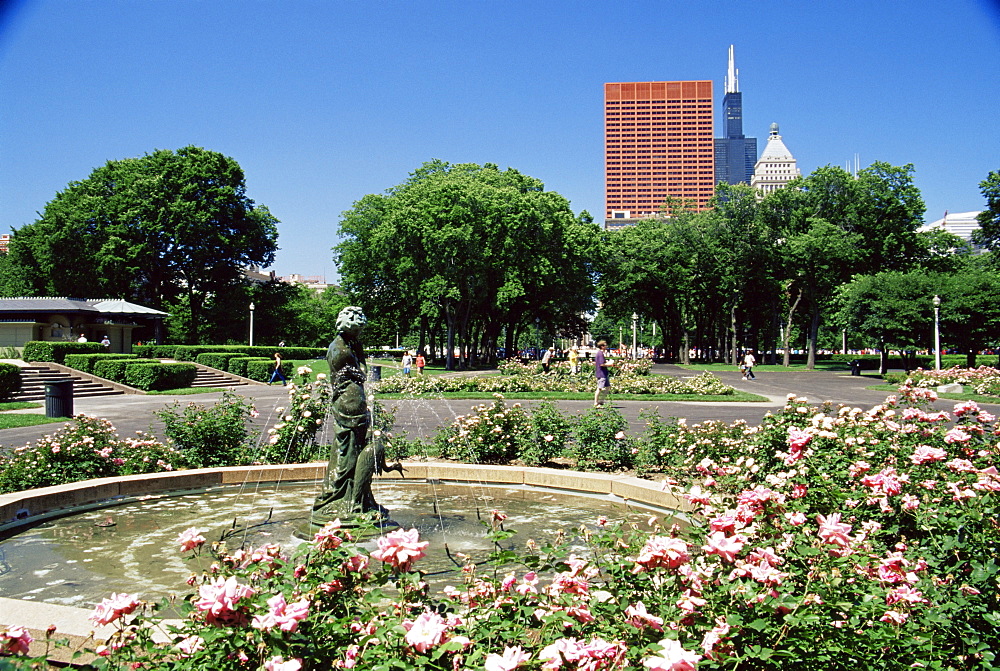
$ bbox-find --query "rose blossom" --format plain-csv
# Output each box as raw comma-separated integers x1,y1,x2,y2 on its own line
371,528,429,572
176,527,206,553
1,626,33,655
90,592,142,626
643,638,702,671
625,601,664,631
910,445,947,465
263,656,302,671
816,513,853,548
702,531,745,563
194,576,254,626
402,611,450,653
633,536,691,572
252,593,310,632
485,645,532,671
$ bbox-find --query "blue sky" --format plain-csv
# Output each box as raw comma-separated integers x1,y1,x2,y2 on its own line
2,0,999,280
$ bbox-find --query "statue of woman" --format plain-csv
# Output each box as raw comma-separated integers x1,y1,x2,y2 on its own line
311,306,376,523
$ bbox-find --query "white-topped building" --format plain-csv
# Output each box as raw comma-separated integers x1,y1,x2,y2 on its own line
919,211,985,251
751,123,801,197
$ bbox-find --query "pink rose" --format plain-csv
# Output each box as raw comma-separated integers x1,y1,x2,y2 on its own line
702,531,745,563
643,638,702,671
1,626,33,656
816,513,853,548
176,527,206,553
485,645,531,671
402,611,449,653
371,528,429,572
90,592,141,626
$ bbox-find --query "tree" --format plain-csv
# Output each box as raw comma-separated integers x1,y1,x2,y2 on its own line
336,161,597,368
5,146,279,343
973,170,1000,252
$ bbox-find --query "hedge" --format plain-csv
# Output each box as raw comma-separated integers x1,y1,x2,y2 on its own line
64,353,138,375
124,362,197,391
228,356,270,378
94,358,160,384
195,352,253,370
22,341,103,364
0,363,21,399
132,344,178,359
246,359,291,383
828,353,978,370
167,345,325,362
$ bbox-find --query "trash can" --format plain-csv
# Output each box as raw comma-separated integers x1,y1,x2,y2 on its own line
45,379,74,418
368,365,382,382
850,360,862,376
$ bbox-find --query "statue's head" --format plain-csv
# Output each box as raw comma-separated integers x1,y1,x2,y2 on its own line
336,306,367,337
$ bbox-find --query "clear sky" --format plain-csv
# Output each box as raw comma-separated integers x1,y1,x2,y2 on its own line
2,0,999,280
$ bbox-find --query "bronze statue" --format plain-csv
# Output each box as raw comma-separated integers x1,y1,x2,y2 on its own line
310,306,402,529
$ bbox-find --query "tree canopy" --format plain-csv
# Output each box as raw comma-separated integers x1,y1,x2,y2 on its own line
336,160,599,367
3,146,279,343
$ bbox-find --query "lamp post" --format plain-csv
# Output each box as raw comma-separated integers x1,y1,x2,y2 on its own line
933,295,941,370
249,302,255,347
632,312,638,359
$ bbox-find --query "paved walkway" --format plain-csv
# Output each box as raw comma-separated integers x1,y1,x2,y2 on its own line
1,365,992,451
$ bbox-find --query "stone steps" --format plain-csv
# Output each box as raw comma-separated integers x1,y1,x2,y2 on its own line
9,365,125,402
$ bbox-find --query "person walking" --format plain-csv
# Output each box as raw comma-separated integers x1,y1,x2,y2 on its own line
415,352,426,375
743,350,756,380
269,352,289,385
401,351,413,377
594,340,612,406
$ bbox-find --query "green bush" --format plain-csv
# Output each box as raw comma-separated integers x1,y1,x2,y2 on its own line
0,362,21,399
521,400,574,466
572,405,635,470
22,340,103,363
196,352,250,370
124,362,197,391
132,344,180,358
64,353,137,374
435,395,531,463
172,345,325,362
155,390,257,467
228,356,269,377
93,358,158,384
259,380,331,464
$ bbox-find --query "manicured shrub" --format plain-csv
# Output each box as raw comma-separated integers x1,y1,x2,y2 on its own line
94,358,158,384
155,390,257,467
196,352,250,370
124,362,196,391
64,353,137,374
22,340,102,363
0,362,21,399
172,345,325,362
259,379,330,464
133,344,179,359
228,356,269,377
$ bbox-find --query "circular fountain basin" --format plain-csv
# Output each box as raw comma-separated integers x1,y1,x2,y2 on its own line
0,479,676,606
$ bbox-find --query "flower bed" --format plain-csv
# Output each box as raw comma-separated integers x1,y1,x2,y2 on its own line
376,370,731,396
5,386,999,669
889,366,1000,397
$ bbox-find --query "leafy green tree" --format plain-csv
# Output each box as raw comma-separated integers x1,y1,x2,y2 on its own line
938,266,1000,367
337,160,597,368
5,146,278,343
973,170,1000,252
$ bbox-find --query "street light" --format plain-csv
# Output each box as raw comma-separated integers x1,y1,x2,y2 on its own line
933,294,941,370
632,312,638,359
249,302,256,347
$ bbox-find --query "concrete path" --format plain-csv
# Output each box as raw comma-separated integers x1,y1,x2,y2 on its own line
2,366,992,451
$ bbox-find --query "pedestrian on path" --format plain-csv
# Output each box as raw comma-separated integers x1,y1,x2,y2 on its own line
415,352,426,375
402,351,413,377
594,340,612,406
743,351,756,380
269,352,288,385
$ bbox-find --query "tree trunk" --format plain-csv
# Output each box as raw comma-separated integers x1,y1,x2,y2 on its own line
806,310,820,369
782,286,802,367
879,340,889,376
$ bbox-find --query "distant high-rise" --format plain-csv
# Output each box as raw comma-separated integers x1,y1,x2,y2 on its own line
714,45,757,186
751,123,801,196
604,80,715,225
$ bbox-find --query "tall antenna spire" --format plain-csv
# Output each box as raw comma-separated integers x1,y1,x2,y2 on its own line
725,44,739,93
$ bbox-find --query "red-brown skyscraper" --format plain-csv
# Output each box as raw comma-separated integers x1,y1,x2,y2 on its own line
604,81,715,223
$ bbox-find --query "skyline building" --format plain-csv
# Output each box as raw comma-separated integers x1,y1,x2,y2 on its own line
751,122,801,197
714,46,758,186
604,80,715,226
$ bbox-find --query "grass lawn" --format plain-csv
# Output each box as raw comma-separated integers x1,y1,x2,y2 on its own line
377,390,770,402
678,362,851,373
146,387,231,395
0,401,41,411
0,413,67,429
865,383,1000,405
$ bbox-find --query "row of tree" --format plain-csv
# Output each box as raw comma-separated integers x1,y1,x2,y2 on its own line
2,146,998,369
